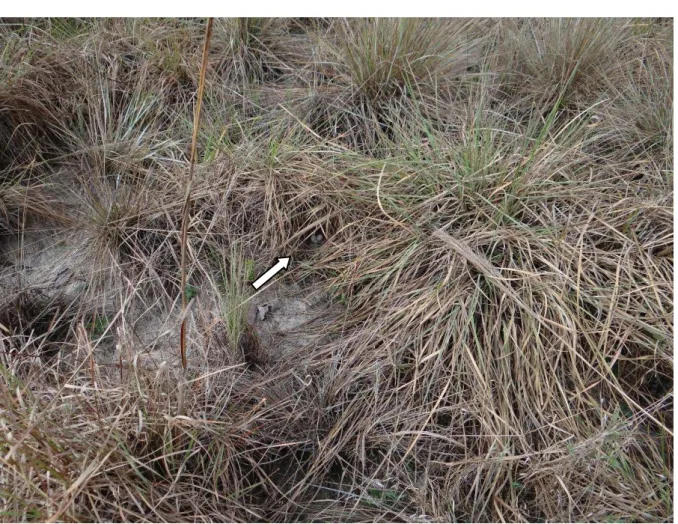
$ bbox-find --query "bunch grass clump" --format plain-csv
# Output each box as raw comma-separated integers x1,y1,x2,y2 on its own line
336,18,477,103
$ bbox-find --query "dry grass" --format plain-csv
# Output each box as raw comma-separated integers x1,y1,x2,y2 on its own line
0,17,673,522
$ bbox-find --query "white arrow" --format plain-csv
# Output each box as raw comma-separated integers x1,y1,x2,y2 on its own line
251,257,291,290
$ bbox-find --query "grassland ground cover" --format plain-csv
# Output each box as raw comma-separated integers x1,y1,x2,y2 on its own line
0,17,673,522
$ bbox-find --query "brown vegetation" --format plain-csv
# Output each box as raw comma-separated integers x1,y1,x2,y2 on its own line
0,18,673,522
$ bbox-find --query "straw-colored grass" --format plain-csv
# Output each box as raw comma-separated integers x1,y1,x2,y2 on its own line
0,17,673,522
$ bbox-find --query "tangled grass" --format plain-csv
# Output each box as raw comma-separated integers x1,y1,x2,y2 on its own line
0,17,673,522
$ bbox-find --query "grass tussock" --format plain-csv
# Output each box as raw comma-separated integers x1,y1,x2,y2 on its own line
0,17,673,522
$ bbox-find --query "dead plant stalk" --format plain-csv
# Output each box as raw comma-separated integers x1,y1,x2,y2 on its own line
180,17,213,372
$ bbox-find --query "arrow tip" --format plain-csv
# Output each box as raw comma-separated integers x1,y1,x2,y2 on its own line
278,257,291,268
